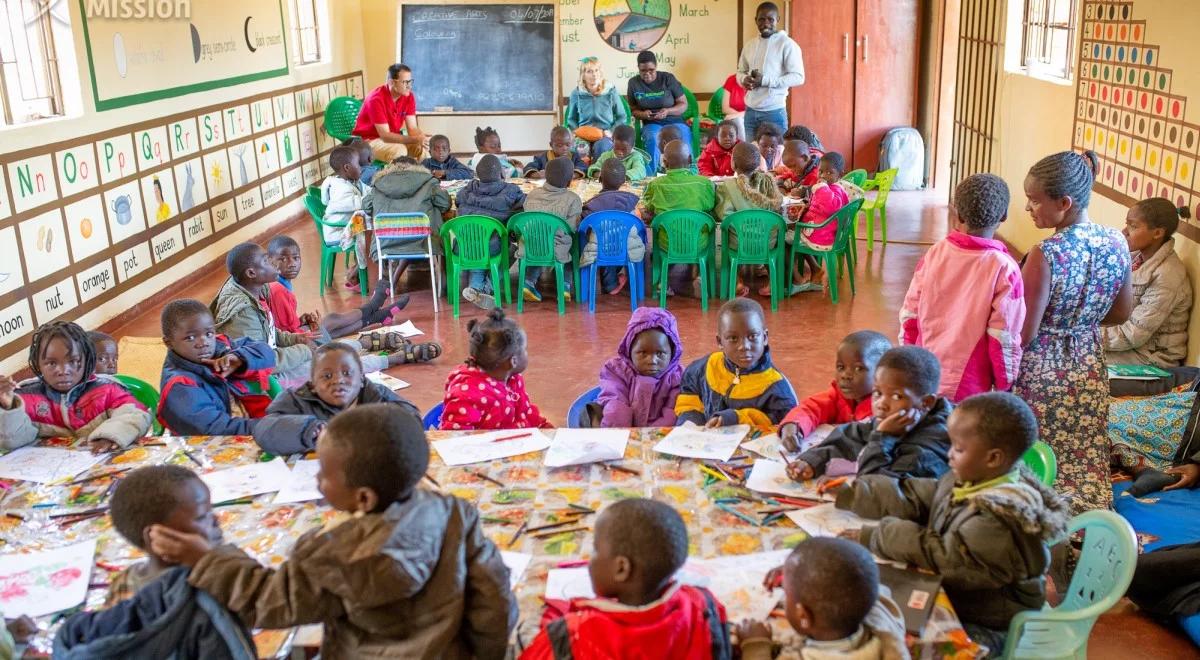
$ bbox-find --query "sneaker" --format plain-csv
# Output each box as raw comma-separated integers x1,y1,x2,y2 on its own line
523,284,543,302
563,288,573,303
790,282,823,294
462,287,495,310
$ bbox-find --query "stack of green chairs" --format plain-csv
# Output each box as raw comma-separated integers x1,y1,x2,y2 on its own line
861,168,898,252
508,212,579,315
788,198,865,304
650,210,717,311
303,190,368,298
842,169,868,187
323,96,363,143
439,215,512,318
720,210,788,311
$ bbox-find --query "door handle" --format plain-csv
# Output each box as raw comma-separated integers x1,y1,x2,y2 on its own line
862,34,869,61
843,33,849,61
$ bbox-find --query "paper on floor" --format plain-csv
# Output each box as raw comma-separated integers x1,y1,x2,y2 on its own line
365,372,411,390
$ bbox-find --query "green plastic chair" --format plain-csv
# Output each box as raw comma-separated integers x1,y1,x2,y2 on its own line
842,169,868,187
244,375,284,400
439,215,512,318
860,168,898,252
720,210,787,311
1001,510,1137,659
303,195,368,298
323,96,363,143
1022,441,1058,487
632,84,702,156
650,210,717,311
788,198,865,304
705,85,726,124
508,211,580,315
113,374,162,435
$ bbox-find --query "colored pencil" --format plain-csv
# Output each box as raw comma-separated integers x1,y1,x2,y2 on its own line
50,507,107,519
697,464,730,483
506,521,528,548
817,476,849,494
602,462,640,476
423,473,441,488
526,518,588,534
465,468,506,488
566,503,595,513
715,502,761,526
181,449,204,468
556,559,588,568
531,526,589,539
489,432,532,443
65,467,130,486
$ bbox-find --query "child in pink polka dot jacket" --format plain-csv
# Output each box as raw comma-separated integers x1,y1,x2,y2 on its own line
440,309,551,430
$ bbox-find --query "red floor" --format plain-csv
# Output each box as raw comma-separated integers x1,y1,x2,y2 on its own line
108,189,1200,659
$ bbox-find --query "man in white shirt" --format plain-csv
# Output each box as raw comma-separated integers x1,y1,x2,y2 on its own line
737,2,805,142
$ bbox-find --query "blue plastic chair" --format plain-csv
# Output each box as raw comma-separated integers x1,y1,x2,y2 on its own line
1001,510,1137,659
577,211,647,312
567,386,602,428
422,403,444,430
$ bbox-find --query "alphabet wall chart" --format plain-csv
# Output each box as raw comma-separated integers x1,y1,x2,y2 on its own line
0,72,364,365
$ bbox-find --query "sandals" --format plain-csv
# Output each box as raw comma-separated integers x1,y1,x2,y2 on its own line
400,341,443,364
362,331,406,352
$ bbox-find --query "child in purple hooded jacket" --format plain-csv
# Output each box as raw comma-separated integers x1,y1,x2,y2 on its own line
596,308,684,427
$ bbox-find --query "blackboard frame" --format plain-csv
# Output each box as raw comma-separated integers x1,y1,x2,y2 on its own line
398,0,560,116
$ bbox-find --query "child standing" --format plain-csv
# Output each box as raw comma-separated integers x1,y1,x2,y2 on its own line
778,330,892,452
676,298,796,432
581,158,645,294
149,404,518,658
900,173,1025,402
698,120,741,176
466,126,522,178
788,346,952,481
520,498,731,659
320,145,370,289
0,321,150,452
524,126,587,179
714,142,783,296
88,330,119,376
834,392,1070,655
456,155,526,309
441,309,550,430
586,124,649,181
520,157,583,302
791,152,850,294
158,299,276,436
421,134,474,180
597,307,684,428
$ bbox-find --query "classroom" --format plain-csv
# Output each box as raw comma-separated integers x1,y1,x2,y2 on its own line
0,0,1199,657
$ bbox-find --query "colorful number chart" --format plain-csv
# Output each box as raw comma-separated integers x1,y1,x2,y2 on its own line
1072,1,1200,242
0,71,365,365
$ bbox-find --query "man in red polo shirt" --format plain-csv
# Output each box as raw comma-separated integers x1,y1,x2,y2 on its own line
352,63,428,162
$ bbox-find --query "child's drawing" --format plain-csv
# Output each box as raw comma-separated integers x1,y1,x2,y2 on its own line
652,422,748,461
273,460,322,504
199,457,292,504
785,503,869,538
432,430,553,466
0,447,105,483
682,549,790,622
744,459,842,501
544,428,630,468
0,540,96,617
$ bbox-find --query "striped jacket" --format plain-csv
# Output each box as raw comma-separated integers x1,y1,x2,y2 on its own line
675,349,796,432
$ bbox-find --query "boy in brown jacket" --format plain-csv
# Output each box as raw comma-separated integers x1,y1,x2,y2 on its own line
149,403,517,659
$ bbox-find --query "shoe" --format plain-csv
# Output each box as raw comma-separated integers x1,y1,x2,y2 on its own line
608,271,628,295
522,284,543,302
462,287,495,310
563,288,572,303
790,282,823,294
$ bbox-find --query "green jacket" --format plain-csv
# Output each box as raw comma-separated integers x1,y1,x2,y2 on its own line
587,149,649,181
211,278,312,375
641,168,715,216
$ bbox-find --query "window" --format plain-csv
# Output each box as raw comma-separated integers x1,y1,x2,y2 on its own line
0,0,66,126
1020,0,1078,80
291,0,321,65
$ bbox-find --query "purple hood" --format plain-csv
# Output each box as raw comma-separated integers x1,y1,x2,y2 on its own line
597,307,685,427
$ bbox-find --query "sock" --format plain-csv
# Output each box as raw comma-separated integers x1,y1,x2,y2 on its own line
360,279,390,318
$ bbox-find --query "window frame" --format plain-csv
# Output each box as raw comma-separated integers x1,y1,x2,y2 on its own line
0,0,66,127
1019,0,1079,81
291,0,322,66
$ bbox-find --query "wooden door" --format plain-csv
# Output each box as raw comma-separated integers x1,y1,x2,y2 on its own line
788,0,856,156
852,0,920,170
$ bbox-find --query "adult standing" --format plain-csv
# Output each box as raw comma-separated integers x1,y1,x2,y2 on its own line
737,2,805,143
567,57,628,159
1013,150,1133,514
627,51,689,172
352,63,427,162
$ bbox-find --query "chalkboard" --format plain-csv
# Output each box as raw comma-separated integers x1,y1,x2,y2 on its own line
401,4,555,113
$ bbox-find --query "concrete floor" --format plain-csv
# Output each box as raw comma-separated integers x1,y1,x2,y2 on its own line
109,189,1200,659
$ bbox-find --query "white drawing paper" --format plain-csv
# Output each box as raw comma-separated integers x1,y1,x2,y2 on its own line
652,422,748,461
0,447,105,484
500,551,533,590
0,540,96,617
785,503,869,538
744,459,839,501
365,372,411,390
544,428,630,468
200,457,292,503
273,460,323,504
432,429,553,466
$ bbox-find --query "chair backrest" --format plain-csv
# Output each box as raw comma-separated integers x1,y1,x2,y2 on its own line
723,210,786,261
651,210,715,259
439,215,508,269
113,374,162,434
1059,511,1137,612
681,85,702,154
422,402,444,430
706,86,726,122
303,193,327,224
577,211,646,266
1022,441,1058,486
830,198,866,249
374,213,432,239
567,386,602,428
842,169,868,187
324,96,363,142
509,211,572,265
869,168,899,206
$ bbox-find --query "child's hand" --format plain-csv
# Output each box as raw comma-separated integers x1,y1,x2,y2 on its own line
876,408,922,435
704,416,724,429
0,374,17,409
88,438,119,454
6,614,36,643
148,524,212,567
762,565,784,590
300,310,322,328
778,423,800,452
786,459,815,481
734,619,773,644
838,528,862,542
202,354,244,378
432,170,446,179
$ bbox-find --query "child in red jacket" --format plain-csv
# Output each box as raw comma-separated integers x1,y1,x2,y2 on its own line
698,121,740,177
521,498,731,659
779,330,892,451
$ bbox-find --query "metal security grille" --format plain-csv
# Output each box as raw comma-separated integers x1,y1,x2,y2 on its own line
949,0,1005,192
0,0,64,126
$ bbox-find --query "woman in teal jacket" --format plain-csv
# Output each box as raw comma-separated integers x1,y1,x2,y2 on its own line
567,57,628,160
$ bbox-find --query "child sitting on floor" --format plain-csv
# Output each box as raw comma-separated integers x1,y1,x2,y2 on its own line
698,120,741,176
524,126,587,179
900,173,1025,402
441,309,550,430
521,498,731,659
596,307,684,427
586,124,648,181
714,142,784,297
0,321,150,452
466,126,522,178
737,538,908,660
456,154,527,310
521,157,583,303
779,330,892,452
158,299,276,436
149,403,518,658
790,152,851,294
54,465,255,659
421,134,474,180
834,392,1070,656
88,330,118,376
756,121,785,171
254,342,419,455
775,139,818,195
789,346,952,481
676,298,796,432
320,145,370,289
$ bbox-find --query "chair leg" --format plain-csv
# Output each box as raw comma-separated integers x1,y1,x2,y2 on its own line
516,262,525,313
767,260,778,312
825,254,839,304
430,257,440,314
449,265,461,318
698,260,708,312
554,263,566,316
659,261,669,308
627,262,639,311
879,207,888,246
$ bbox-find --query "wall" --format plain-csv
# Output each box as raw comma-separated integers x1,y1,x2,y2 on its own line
992,0,1200,362
0,0,366,374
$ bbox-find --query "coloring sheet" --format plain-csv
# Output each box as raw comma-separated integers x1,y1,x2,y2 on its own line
0,540,96,617
543,429,630,468
432,429,553,466
785,503,869,538
372,320,423,338
365,372,411,390
652,422,748,461
273,460,323,504
0,447,105,484
500,551,533,590
200,457,292,503
739,432,785,459
744,459,837,501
